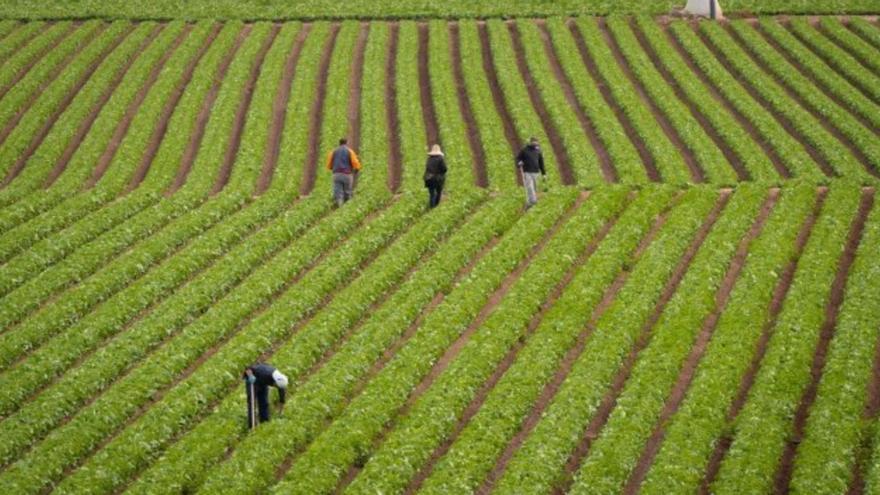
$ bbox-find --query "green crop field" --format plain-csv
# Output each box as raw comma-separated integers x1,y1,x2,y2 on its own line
0,4,879,495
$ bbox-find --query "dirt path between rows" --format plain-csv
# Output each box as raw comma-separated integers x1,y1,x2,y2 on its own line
622,190,778,495
476,21,521,186
211,24,281,194
448,22,488,188
535,20,616,183
417,23,440,148
507,21,575,186
86,26,188,188
168,25,251,194
774,189,874,494
385,23,403,192
631,19,747,181
0,26,135,187
299,23,341,196
255,25,312,195
568,20,660,182
127,25,222,192
347,23,369,152
699,188,826,494
662,23,792,179
599,18,704,183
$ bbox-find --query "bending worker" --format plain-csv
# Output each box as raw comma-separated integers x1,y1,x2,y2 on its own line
243,363,288,428
326,137,362,207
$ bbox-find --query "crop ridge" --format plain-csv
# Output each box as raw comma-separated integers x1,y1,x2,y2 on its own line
774,189,874,494
699,188,826,494
618,189,778,494
0,22,76,108
85,24,186,188
211,24,280,194
447,22,488,187
848,318,880,495
417,22,440,148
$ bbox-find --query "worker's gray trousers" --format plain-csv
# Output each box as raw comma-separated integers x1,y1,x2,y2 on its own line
523,172,540,207
333,173,354,206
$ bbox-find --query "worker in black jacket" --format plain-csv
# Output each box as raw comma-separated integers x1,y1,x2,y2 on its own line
516,137,546,209
423,144,448,208
243,363,288,428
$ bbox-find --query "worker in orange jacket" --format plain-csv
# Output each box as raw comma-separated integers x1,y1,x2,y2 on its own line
327,138,362,207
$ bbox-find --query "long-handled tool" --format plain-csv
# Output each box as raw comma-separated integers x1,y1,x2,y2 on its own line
247,381,257,429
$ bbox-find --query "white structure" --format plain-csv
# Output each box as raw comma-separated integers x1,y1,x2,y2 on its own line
685,0,724,19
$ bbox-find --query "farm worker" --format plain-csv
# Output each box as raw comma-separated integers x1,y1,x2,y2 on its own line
423,144,448,208
243,363,288,428
326,137,362,207
516,136,546,209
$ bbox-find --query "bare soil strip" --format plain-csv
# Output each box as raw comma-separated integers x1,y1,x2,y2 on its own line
7,24,126,187
725,23,877,178
507,21,575,185
476,21,522,185
417,22,440,147
568,19,660,182
385,23,403,192
631,19,748,181
0,23,78,103
256,25,312,195
347,23,369,151
699,188,826,495
127,24,223,192
662,23,791,179
405,195,625,495
0,24,106,147
847,321,880,495
448,22,488,188
168,26,251,195
299,23,341,196
211,24,281,194
599,18,704,183
784,20,880,107
621,190,779,495
750,19,879,139
43,24,141,188
535,20,616,183
86,26,188,188
774,190,875,495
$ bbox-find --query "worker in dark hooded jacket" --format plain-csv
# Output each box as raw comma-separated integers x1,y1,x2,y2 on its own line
326,138,362,207
516,136,546,209
423,144,447,208
243,363,288,428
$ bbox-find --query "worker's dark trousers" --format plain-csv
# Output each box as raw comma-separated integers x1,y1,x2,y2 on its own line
245,383,271,427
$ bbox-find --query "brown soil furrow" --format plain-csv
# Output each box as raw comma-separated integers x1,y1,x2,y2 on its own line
751,19,879,139
774,189,875,495
599,18,704,183
385,23,403,192
343,193,588,490
0,23,78,105
725,23,877,178
479,191,691,495
448,22,488,188
506,21,575,185
662,23,792,178
168,25,251,195
0,23,106,148
476,21,521,185
417,22,440,147
43,25,156,188
568,20,660,182
127,24,223,192
347,23,369,151
298,23,341,196
405,194,630,495
621,189,779,495
55,198,400,483
4,24,118,187
85,25,188,189
535,20,616,183
699,188,826,495
211,24,281,195
255,25,312,196
631,19,748,181
784,20,880,107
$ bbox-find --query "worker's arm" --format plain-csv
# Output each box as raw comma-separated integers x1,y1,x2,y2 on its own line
326,151,334,171
349,149,362,172
278,386,286,404
515,148,524,167
539,151,546,176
